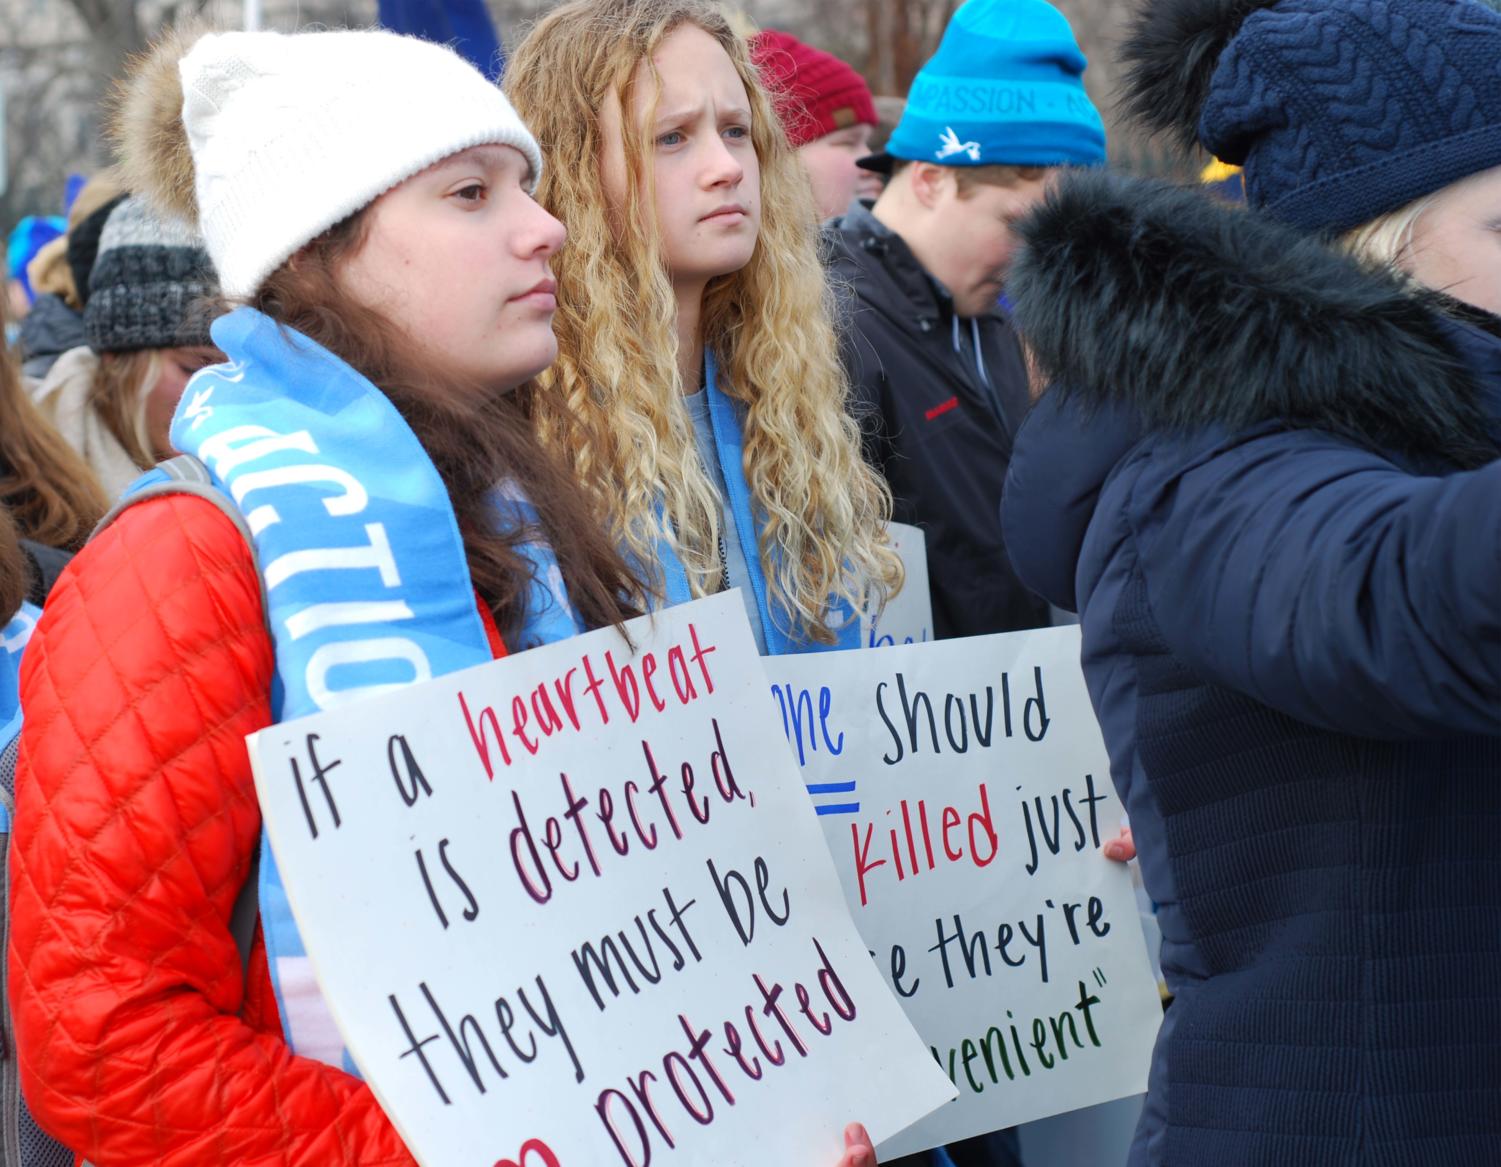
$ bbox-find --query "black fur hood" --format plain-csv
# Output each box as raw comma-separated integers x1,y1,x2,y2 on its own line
1007,171,1500,470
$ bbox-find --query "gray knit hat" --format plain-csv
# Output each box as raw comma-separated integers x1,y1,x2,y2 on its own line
85,196,217,353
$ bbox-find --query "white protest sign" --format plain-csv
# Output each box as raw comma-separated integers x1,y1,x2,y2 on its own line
246,592,955,1167
863,522,933,648
766,627,1161,1158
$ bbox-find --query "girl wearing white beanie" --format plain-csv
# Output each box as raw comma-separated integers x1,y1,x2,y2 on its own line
7,23,880,1167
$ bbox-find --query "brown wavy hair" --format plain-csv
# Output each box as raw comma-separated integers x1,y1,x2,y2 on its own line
0,299,109,548
0,507,28,622
251,212,643,647
507,0,901,644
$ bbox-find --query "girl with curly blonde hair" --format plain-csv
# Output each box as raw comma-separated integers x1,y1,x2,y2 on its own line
507,0,901,654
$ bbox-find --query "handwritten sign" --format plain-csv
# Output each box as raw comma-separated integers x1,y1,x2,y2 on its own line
864,522,933,648
246,593,955,1167
767,627,1161,1157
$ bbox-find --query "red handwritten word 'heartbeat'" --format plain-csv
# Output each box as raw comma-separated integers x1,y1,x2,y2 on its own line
458,622,719,775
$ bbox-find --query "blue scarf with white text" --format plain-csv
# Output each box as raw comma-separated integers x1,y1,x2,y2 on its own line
157,307,583,1074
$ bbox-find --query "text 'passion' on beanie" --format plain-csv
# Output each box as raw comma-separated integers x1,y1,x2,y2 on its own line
751,30,878,149
114,26,545,301
866,0,1107,172
85,196,217,353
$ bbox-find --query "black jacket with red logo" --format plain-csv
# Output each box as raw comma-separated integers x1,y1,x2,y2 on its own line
826,201,1048,639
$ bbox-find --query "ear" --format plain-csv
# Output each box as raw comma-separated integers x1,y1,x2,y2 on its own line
908,162,955,210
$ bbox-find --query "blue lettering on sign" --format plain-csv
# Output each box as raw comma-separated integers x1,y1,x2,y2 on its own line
770,682,858,816
770,682,847,767
806,780,860,817
869,626,932,649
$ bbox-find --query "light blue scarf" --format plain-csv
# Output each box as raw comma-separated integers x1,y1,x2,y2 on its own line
0,601,41,765
649,352,858,655
157,306,582,1074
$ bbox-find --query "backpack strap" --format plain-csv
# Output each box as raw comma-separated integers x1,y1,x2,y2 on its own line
94,455,271,661
94,454,254,547
94,455,263,978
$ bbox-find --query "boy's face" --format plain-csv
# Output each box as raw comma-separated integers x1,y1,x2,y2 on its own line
797,124,880,219
921,168,1055,317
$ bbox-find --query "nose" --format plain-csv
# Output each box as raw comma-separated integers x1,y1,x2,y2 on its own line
699,135,744,191
856,168,884,200
518,196,567,259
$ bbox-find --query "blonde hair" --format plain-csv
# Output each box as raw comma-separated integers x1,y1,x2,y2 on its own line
1341,192,1439,274
507,0,900,644
90,349,162,471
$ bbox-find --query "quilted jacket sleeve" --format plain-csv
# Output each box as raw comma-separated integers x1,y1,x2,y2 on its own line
1131,430,1501,741
8,494,416,1166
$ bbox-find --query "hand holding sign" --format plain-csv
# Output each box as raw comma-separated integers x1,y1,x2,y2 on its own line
1102,826,1136,863
247,593,954,1167
837,1124,877,1167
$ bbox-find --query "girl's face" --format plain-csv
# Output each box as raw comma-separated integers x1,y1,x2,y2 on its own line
340,144,567,392
146,344,222,460
1405,165,1501,316
605,24,761,294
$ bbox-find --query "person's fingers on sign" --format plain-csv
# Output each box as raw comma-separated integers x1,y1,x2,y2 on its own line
836,1123,877,1167
1102,825,1136,863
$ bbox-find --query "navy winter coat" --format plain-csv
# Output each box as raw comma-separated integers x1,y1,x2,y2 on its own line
1002,174,1501,1166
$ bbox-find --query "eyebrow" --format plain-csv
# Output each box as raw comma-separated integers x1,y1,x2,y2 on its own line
430,146,532,186
653,104,751,127
654,104,702,128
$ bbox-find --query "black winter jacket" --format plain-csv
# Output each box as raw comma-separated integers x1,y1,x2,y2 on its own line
17,294,86,382
825,202,1047,639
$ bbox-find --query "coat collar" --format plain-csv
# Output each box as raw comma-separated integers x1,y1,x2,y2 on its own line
1008,171,1501,472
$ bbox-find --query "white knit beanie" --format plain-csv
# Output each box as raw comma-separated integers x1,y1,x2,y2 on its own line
117,28,544,301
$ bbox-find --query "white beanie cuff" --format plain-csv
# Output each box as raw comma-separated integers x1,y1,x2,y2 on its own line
178,29,545,301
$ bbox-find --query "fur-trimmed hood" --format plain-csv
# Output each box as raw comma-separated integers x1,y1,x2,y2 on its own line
1008,170,1501,471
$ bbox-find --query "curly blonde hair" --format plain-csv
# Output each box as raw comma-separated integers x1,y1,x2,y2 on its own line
506,0,900,644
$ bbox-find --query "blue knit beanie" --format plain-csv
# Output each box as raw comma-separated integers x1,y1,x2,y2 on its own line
1125,0,1501,235
872,0,1106,171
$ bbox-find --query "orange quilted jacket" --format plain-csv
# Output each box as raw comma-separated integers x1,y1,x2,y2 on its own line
8,493,500,1166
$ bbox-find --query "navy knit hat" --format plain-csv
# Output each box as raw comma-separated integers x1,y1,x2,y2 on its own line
861,0,1106,173
85,196,217,353
1123,0,1501,234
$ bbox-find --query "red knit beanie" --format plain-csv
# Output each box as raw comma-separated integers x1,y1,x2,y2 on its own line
751,30,877,149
